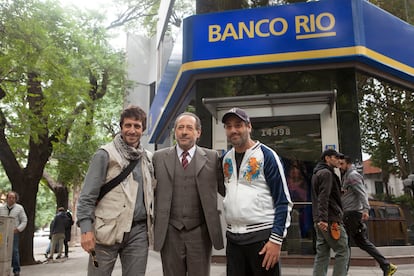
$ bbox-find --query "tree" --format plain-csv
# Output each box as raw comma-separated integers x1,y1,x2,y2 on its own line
0,0,125,264
370,0,414,25
358,75,414,197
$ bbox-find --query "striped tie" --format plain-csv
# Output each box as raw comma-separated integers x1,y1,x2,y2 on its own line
181,151,189,169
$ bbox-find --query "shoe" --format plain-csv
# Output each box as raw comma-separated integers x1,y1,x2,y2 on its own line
56,255,61,259
14,273,20,276
385,263,397,276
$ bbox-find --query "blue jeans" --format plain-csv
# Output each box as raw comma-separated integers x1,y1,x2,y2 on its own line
12,233,20,273
312,223,349,276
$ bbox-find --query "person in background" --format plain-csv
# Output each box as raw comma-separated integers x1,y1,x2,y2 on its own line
221,107,293,276
45,209,73,258
153,112,224,276
311,149,349,276
339,155,397,276
0,191,27,276
64,210,74,258
48,207,71,260
77,105,154,276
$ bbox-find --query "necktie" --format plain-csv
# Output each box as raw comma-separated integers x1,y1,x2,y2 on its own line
181,151,189,169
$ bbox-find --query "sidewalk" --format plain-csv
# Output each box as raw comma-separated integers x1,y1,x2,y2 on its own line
22,243,414,276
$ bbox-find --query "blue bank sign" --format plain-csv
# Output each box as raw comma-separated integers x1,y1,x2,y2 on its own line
148,0,414,142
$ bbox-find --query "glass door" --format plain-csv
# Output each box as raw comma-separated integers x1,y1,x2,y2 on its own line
251,115,322,255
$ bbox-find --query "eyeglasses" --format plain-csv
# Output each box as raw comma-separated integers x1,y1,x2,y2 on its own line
90,250,99,268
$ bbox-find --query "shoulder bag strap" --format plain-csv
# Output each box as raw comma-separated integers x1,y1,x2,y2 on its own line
96,159,139,204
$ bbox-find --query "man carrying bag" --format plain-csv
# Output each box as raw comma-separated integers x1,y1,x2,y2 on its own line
77,105,155,276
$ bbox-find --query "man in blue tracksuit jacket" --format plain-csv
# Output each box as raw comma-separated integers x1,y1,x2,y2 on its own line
221,107,293,276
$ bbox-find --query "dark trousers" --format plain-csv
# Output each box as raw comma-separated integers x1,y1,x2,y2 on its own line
343,211,389,271
64,239,69,257
226,239,281,276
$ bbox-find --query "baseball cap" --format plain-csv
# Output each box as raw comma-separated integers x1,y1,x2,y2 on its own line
222,107,250,123
320,149,341,160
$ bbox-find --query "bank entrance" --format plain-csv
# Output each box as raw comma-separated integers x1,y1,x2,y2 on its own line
203,90,337,255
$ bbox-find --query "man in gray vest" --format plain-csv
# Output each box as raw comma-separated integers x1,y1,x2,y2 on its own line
153,112,224,276
77,105,154,276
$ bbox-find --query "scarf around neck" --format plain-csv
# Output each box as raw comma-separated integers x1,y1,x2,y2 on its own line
113,133,144,161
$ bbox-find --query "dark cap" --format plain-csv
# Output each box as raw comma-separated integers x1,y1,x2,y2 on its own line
222,107,250,123
320,149,341,160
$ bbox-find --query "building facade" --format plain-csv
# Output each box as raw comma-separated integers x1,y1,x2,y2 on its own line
126,0,414,255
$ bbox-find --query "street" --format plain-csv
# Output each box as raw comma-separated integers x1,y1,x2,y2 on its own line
17,237,414,276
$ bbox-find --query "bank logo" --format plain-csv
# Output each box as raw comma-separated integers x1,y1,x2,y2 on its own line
295,13,336,39
208,12,336,42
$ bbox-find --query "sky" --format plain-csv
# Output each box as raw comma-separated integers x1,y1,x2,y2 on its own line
59,0,126,49
60,0,113,11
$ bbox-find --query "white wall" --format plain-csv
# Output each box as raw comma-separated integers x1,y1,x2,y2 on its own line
125,33,174,150
364,173,405,197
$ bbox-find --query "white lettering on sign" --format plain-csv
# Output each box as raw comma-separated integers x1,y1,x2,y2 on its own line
208,12,336,42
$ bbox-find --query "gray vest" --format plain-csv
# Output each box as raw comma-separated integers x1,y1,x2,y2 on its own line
169,155,205,230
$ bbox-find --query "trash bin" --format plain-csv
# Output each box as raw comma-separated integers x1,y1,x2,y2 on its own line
0,216,15,276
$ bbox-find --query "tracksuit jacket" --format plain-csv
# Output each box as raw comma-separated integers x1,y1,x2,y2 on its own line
222,141,293,245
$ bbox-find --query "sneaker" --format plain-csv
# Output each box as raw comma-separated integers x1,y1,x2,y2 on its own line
385,263,397,276
56,255,61,259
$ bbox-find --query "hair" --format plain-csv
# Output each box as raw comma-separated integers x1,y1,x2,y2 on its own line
344,155,353,164
174,112,202,131
320,149,339,161
119,105,147,131
58,207,66,212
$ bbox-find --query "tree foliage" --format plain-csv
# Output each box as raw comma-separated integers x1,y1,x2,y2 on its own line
369,0,414,25
358,74,414,195
0,0,125,264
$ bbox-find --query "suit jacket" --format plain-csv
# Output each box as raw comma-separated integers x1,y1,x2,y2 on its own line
153,146,224,251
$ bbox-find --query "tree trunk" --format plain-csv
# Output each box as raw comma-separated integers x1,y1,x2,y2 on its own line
381,169,390,198
43,171,70,210
54,185,69,210
70,185,82,245
0,73,53,265
16,176,39,265
405,90,414,174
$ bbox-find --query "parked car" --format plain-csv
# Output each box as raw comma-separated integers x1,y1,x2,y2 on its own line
366,200,408,246
407,224,414,245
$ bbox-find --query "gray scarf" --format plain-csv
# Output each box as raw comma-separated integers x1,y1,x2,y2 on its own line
104,133,155,246
113,133,144,161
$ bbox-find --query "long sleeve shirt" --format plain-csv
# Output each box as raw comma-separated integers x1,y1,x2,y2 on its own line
0,203,27,232
341,166,370,213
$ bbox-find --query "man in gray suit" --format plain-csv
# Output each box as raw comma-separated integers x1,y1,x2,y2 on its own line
153,112,224,276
